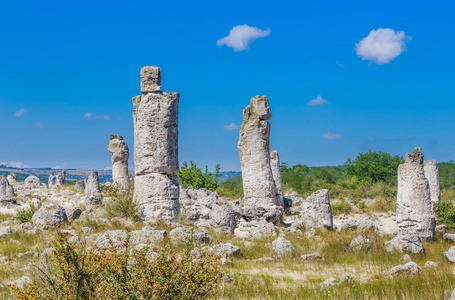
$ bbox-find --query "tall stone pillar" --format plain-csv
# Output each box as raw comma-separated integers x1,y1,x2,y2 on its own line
396,147,436,241
85,171,102,205
424,160,441,203
270,150,284,207
133,66,179,220
238,95,283,222
108,134,130,188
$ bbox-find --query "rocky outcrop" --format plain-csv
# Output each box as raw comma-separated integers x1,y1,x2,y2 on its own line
180,186,240,233
270,150,284,207
396,148,435,241
56,171,66,186
385,234,424,254
7,173,17,185
350,235,371,251
74,180,85,192
0,175,16,204
85,171,102,205
24,175,41,188
444,246,455,263
424,160,440,203
133,66,180,220
271,237,295,257
234,219,277,239
300,189,333,230
385,261,422,276
32,205,68,227
238,95,282,222
107,134,130,188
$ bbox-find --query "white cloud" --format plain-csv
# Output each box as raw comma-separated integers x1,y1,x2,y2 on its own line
35,122,43,129
0,161,30,168
355,28,410,64
53,162,67,169
321,132,342,140
104,166,112,171
84,112,110,120
83,112,92,119
103,115,110,120
217,25,271,51
308,95,328,106
14,108,27,117
223,123,240,131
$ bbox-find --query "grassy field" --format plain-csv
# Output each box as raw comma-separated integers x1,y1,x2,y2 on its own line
1,213,454,299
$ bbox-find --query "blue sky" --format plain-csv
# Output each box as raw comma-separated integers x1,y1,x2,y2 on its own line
0,0,454,171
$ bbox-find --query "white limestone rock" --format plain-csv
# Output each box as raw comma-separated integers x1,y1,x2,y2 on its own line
133,67,180,220
85,171,102,205
271,237,295,257
25,175,41,188
9,276,32,290
424,160,441,203
32,205,68,227
0,175,16,203
270,150,284,207
385,261,422,276
129,226,167,245
396,148,435,241
74,180,86,192
300,189,333,230
108,134,130,188
301,252,324,260
445,246,455,263
234,219,277,239
350,235,371,251
6,173,17,185
238,95,282,223
169,227,211,245
385,234,424,254
0,226,15,238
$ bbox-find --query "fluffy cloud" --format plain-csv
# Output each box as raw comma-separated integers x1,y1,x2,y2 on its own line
355,28,410,64
321,132,342,140
308,95,328,106
84,112,110,120
217,25,271,51
14,108,27,117
0,161,30,168
223,123,240,131
35,122,43,129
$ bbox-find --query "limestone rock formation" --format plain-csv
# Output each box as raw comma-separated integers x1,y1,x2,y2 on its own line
270,150,284,207
32,205,68,227
424,160,441,203
234,219,277,239
107,134,130,188
300,189,333,230
385,261,422,276
24,175,41,188
396,147,436,241
56,171,66,186
350,235,371,251
271,237,295,257
74,180,85,192
238,95,282,222
0,175,15,203
7,173,17,185
384,234,424,254
133,66,180,220
85,171,102,205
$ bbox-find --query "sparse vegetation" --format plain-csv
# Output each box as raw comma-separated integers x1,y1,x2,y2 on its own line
15,206,37,223
104,185,136,218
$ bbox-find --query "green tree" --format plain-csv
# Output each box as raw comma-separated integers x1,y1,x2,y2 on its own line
344,151,404,184
178,161,221,191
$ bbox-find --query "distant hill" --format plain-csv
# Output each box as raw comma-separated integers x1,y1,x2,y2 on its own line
0,165,241,184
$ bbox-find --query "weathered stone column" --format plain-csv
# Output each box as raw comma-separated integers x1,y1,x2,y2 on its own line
424,160,441,203
6,173,17,185
133,66,180,220
396,147,435,241
0,175,15,203
238,95,282,222
300,189,333,230
85,171,102,205
107,134,130,188
270,150,284,207
56,171,66,186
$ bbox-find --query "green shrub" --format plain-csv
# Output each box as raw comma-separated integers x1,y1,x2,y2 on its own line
331,201,352,215
435,201,455,228
105,185,136,218
344,151,403,185
15,206,38,223
178,161,221,191
217,176,243,199
10,231,223,299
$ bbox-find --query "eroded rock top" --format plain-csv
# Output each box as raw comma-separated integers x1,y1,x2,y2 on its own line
405,147,424,164
242,95,272,121
141,66,161,93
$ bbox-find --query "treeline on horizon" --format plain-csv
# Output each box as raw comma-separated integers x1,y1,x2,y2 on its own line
217,151,455,205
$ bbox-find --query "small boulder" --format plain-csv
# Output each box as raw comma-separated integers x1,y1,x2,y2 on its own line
399,254,412,263
213,243,242,258
0,226,15,239
385,261,422,276
24,175,41,188
169,227,211,245
9,276,32,290
350,235,371,251
436,224,447,233
443,233,455,242
130,226,167,245
423,261,437,268
32,205,68,227
385,234,424,254
75,180,86,192
234,219,277,239
445,246,455,263
271,237,295,257
66,208,82,220
300,252,324,261
94,230,127,249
